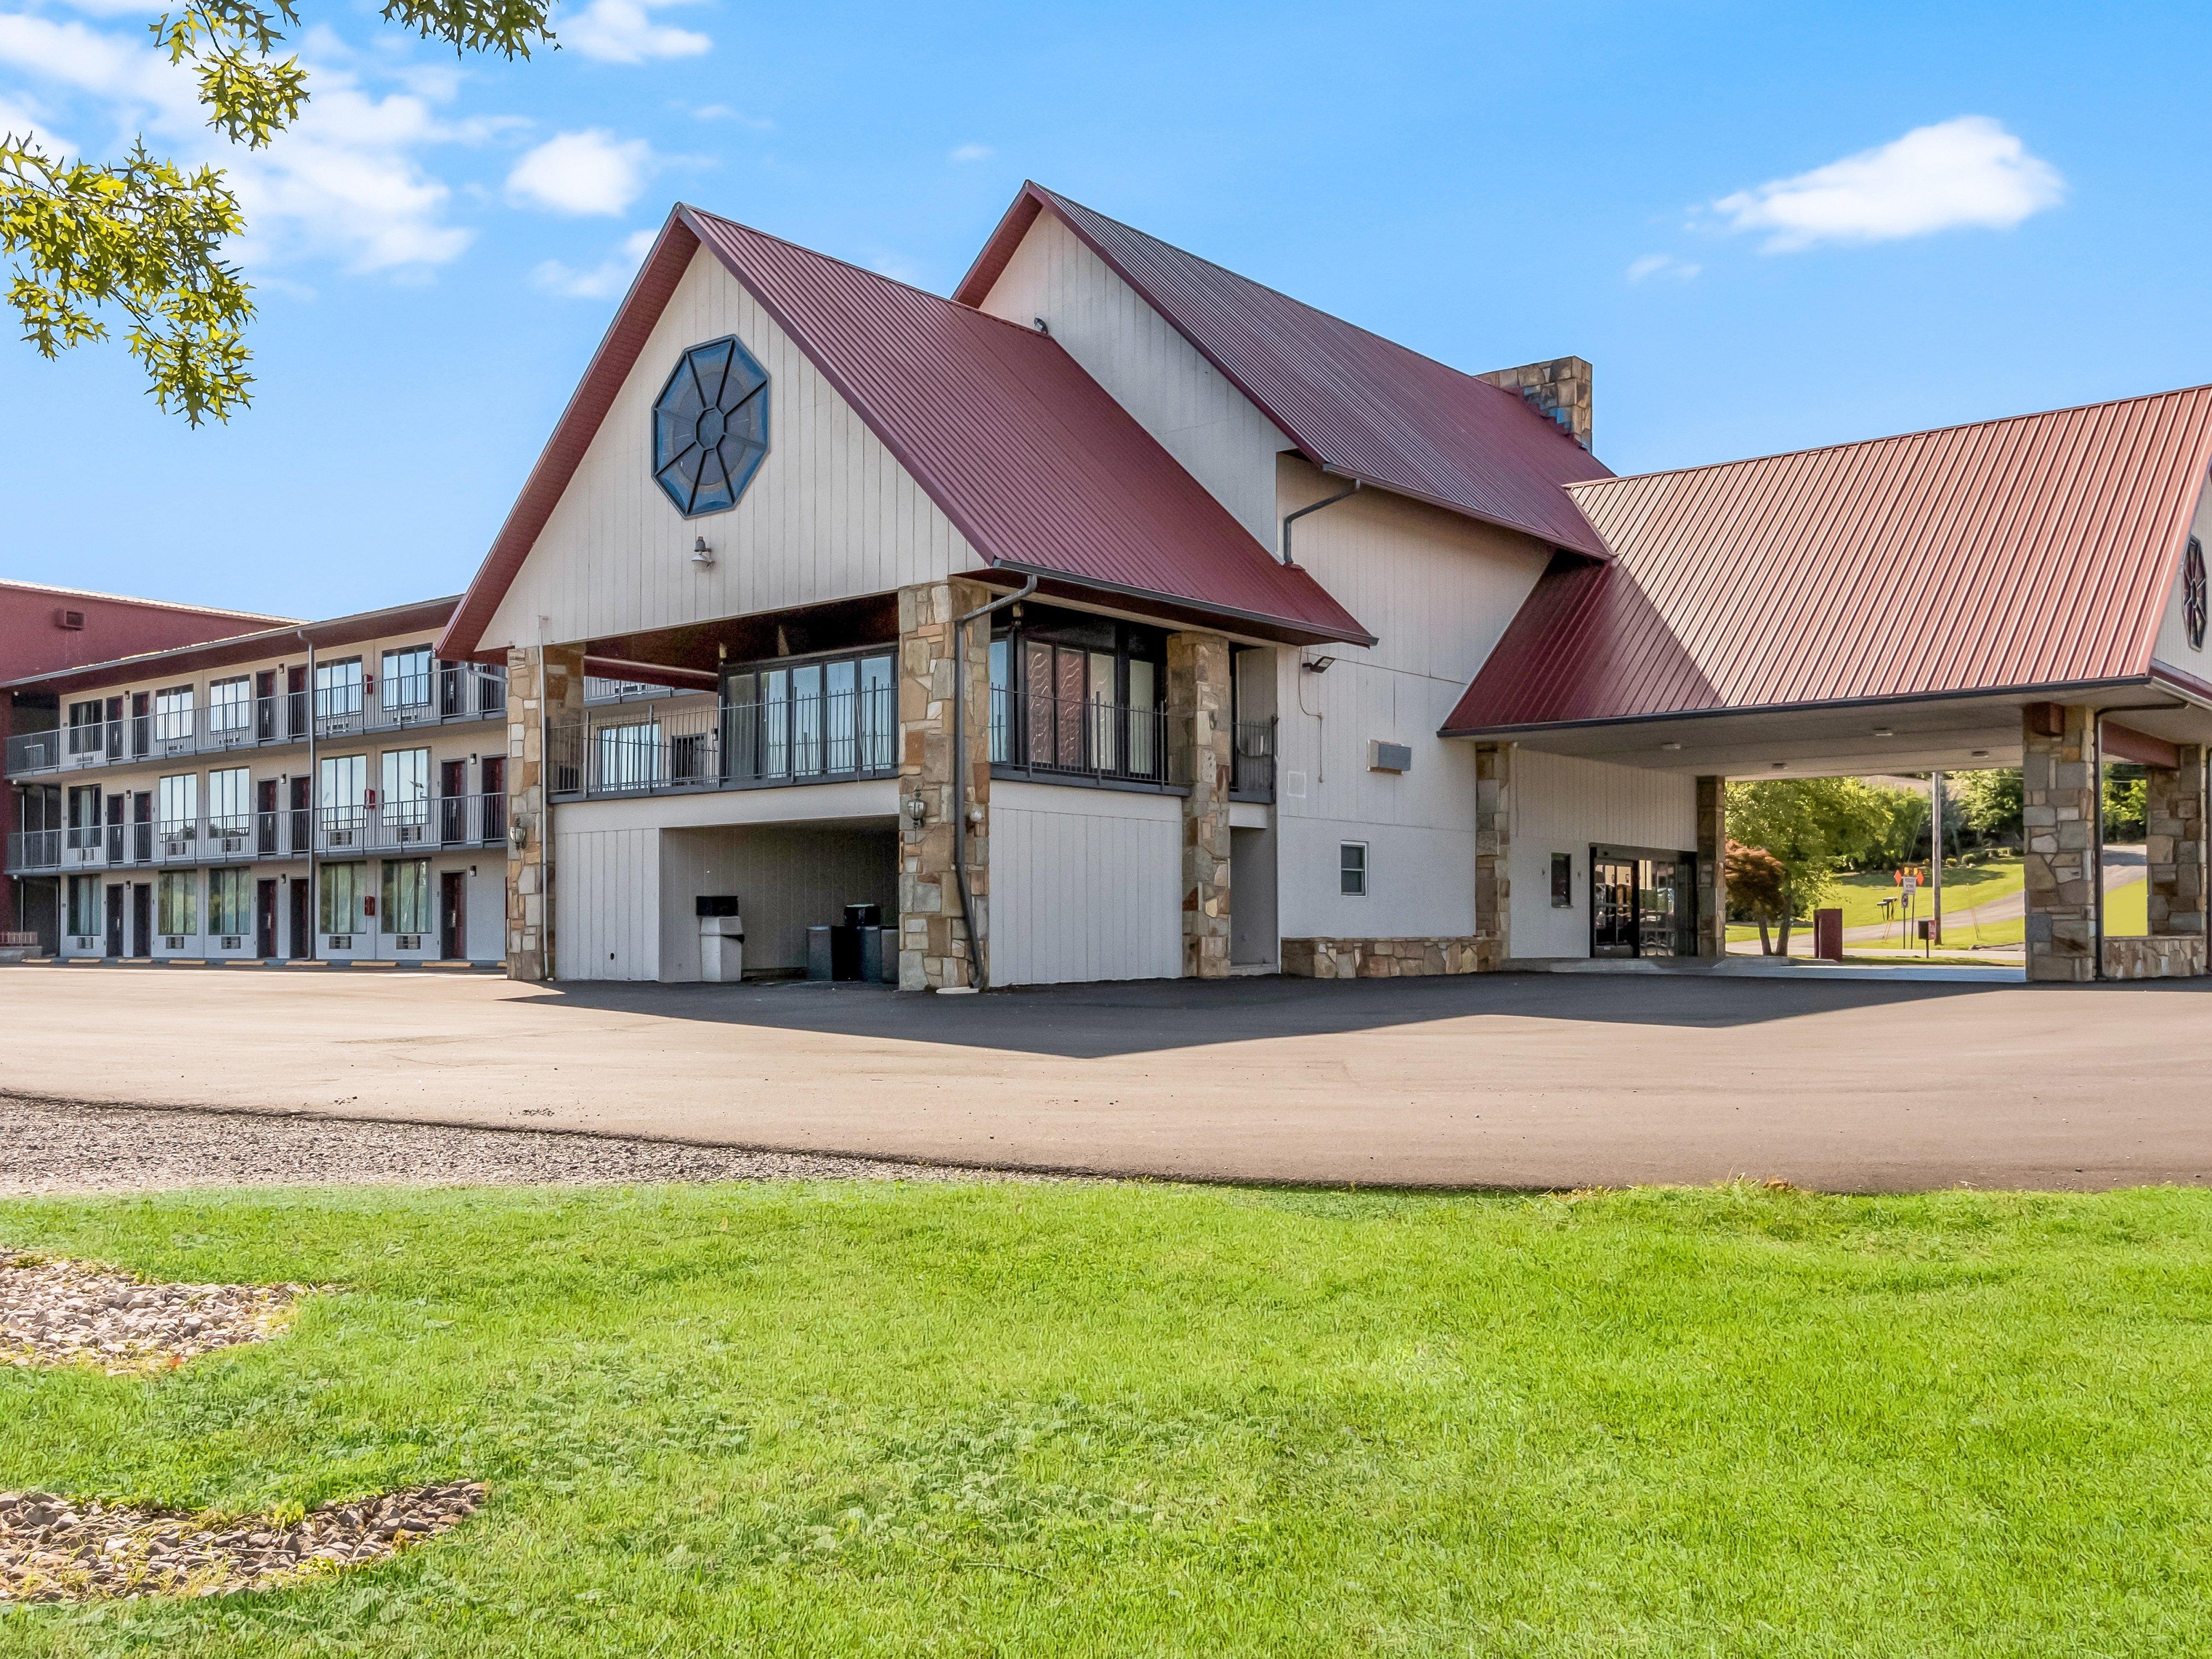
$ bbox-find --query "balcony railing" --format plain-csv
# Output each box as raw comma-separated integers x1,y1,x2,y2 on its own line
6,794,508,875
549,688,899,800
3,666,507,779
1231,716,1278,802
989,688,1184,789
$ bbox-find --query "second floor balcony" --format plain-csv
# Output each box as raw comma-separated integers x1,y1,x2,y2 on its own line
6,793,508,876
5,664,508,780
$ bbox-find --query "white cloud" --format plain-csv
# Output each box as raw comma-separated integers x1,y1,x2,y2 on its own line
949,142,992,163
506,128,654,215
0,11,488,272
559,0,710,64
1715,116,2064,252
690,102,772,129
533,226,658,298
1626,252,1699,283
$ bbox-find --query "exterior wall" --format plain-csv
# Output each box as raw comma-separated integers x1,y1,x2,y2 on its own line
2149,475,2212,670
658,821,897,980
478,245,982,655
1273,457,1555,948
1229,822,1278,968
990,780,1181,986
1507,748,1700,959
2024,702,2099,982
552,823,659,979
968,211,1295,549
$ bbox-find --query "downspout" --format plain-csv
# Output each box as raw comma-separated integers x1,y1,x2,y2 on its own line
1280,475,1361,566
296,630,318,965
2091,708,2105,981
948,573,1038,992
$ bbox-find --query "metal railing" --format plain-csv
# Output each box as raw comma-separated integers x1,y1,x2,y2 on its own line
3,667,507,779
6,793,508,874
549,688,899,800
989,688,1182,788
1231,716,1278,802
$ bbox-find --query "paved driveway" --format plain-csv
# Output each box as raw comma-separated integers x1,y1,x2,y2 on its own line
3,964,2207,1192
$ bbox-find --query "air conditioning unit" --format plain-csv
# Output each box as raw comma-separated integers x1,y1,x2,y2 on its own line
329,934,352,949
397,934,423,951
165,935,184,950
221,935,243,949
1368,740,1413,774
54,607,84,630
220,835,246,854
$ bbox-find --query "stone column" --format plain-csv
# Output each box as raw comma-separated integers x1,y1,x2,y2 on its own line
505,643,585,981
2146,743,2207,941
1473,742,1512,969
2023,702,2098,983
897,579,991,991
1695,775,1727,957
1167,630,1233,978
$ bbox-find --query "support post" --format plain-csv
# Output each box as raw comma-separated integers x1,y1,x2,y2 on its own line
505,643,584,981
2023,702,2098,983
1474,742,1512,969
1168,629,1233,978
1695,774,1727,957
2138,741,2209,978
897,579,991,990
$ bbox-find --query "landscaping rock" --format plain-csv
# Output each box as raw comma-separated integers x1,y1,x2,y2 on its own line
0,1481,485,1603
1,1255,310,1374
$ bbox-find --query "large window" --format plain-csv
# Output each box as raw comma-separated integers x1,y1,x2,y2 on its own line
319,754,368,844
596,721,663,792
315,657,363,719
67,699,104,755
207,675,251,734
989,609,1165,783
380,646,433,712
68,875,99,937
66,785,101,849
381,746,431,837
209,868,250,936
382,858,433,935
721,648,896,785
207,767,250,835
320,861,367,934
157,772,198,838
157,870,197,935
152,685,195,742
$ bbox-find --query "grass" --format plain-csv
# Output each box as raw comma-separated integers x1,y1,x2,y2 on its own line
1729,857,2030,950
7,1181,2212,1656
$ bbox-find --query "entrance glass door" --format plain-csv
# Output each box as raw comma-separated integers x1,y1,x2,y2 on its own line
1591,848,1697,958
1640,858,1682,957
1592,859,1638,956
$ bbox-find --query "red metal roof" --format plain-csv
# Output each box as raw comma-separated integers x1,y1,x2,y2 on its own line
442,207,1372,659
1444,385,2212,734
955,183,1614,558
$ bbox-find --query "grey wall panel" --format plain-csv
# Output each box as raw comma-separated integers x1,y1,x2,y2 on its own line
657,822,897,980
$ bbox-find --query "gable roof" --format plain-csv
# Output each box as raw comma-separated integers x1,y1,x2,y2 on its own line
440,206,1373,660
954,182,1614,559
1442,385,2212,735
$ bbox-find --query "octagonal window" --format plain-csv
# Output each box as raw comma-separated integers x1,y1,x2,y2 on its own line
652,335,770,517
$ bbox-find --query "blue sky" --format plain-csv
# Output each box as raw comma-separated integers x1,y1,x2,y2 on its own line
2,0,2208,620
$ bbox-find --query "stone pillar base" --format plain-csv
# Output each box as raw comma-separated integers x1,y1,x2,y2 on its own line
1281,937,1484,978
2101,937,2207,979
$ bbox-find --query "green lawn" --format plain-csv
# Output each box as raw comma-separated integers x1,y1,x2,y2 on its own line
7,1181,2212,1656
1729,857,2027,947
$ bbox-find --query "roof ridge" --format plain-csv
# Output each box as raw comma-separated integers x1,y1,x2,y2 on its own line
0,577,296,623
1574,383,2212,494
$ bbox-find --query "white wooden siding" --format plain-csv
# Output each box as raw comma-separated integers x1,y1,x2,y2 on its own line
973,212,1293,550
1509,748,1698,959
657,822,896,979
2152,475,2212,669
481,246,983,654
553,825,659,979
992,781,1181,985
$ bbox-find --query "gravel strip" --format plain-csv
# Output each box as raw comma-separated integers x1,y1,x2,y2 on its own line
0,1481,484,1603
2,1255,309,1374
0,1095,1036,1195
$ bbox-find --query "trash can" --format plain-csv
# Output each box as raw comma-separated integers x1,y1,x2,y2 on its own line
858,924,885,984
844,902,882,928
806,925,834,981
829,924,863,981
696,896,743,983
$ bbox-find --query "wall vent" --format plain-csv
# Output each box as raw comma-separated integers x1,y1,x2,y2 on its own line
1368,741,1413,774
55,608,85,630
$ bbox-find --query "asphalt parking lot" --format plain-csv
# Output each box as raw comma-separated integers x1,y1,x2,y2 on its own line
3,963,2207,1191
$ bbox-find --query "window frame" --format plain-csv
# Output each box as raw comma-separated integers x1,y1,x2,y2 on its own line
152,685,195,742
157,869,197,936
319,860,367,935
157,772,198,839
208,867,251,936
987,607,1169,787
381,857,434,935
718,644,899,787
1339,841,1368,897
315,656,364,719
206,675,252,734
379,645,434,711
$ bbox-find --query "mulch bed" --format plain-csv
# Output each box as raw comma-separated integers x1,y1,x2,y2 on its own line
0,1482,486,1603
2,1254,310,1374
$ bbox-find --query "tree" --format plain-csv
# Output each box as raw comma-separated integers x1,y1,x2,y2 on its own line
1953,769,2023,845
1,0,553,424
1724,839,1792,955
2103,766,2148,843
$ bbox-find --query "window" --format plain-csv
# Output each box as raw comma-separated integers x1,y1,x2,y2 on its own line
67,785,101,848
1339,842,1368,897
207,767,250,835
207,675,251,733
596,721,663,792
68,875,99,936
209,868,250,935
722,649,897,784
380,646,433,711
320,861,367,934
1551,853,1573,908
320,754,368,842
652,334,771,517
382,858,433,935
67,699,104,755
152,685,194,741
381,746,431,835
989,608,1166,783
157,773,198,838
315,657,363,719
157,870,197,935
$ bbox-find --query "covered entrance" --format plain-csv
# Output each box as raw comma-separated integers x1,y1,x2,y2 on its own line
1591,847,1696,959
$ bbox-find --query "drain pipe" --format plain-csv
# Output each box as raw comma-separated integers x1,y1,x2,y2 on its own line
1280,475,1360,566
2090,707,2105,981
947,573,1037,992
295,629,318,966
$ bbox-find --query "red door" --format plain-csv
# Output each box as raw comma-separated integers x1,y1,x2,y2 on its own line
255,879,278,958
440,870,466,961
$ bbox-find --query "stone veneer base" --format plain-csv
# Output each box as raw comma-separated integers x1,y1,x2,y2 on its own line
2100,936,2207,979
1281,937,1484,979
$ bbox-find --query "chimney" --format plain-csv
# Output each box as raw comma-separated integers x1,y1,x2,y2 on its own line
1477,356,1593,451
